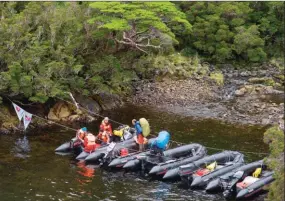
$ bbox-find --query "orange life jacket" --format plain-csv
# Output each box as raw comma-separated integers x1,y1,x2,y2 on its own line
84,134,97,152
97,132,109,143
100,121,113,134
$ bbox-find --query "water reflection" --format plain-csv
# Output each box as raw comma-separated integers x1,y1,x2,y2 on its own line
76,161,95,185
11,135,31,158
151,182,171,201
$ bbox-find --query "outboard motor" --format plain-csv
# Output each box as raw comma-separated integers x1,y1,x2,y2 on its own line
223,171,245,199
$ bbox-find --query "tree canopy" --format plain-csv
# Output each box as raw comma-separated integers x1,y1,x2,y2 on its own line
88,2,191,53
0,2,283,103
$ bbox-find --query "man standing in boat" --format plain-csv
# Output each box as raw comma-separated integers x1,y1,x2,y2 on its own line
132,118,150,152
132,119,144,152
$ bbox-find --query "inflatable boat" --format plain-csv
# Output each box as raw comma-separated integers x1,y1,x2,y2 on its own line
122,144,205,171
206,160,264,192
149,144,206,179
235,171,274,199
190,153,244,188
84,138,138,162
55,137,84,155
178,151,243,185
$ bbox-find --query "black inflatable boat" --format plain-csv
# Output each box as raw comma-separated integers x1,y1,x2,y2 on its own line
178,151,243,185
190,153,244,188
206,160,265,193
55,137,83,155
236,171,274,199
149,144,206,179
122,144,206,171
84,138,138,162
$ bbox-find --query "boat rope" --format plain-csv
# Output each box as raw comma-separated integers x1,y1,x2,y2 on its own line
55,96,193,145
56,96,125,126
4,96,77,132
56,96,269,156
2,95,268,156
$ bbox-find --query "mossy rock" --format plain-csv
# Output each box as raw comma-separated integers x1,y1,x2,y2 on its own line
0,105,19,129
274,75,284,83
244,85,255,93
248,77,276,86
210,71,224,86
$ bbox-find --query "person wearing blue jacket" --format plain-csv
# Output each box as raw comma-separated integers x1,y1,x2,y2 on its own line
132,119,144,151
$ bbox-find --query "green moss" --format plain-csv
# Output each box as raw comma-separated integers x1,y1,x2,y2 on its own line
248,77,276,86
270,58,284,71
274,75,284,82
0,105,18,129
210,71,224,86
136,53,209,80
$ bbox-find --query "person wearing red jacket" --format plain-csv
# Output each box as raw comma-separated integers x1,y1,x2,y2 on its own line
99,117,120,142
96,129,110,145
83,133,100,152
100,117,113,134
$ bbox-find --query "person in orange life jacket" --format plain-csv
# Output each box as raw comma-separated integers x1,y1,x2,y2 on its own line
99,117,121,142
77,127,88,143
132,119,144,152
83,133,100,152
96,129,110,145
100,117,113,134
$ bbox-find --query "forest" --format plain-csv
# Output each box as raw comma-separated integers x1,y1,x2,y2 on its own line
0,2,283,104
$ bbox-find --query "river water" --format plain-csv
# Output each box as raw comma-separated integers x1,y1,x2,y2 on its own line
0,105,269,201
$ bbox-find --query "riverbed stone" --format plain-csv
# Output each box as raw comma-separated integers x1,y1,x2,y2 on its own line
235,88,247,96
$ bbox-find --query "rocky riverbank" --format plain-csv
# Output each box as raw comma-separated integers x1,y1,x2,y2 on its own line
0,92,123,135
1,63,284,134
128,66,284,126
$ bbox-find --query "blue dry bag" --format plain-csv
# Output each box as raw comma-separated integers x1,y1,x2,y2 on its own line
155,131,170,149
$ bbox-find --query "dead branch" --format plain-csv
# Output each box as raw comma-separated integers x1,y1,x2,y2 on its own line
114,31,161,53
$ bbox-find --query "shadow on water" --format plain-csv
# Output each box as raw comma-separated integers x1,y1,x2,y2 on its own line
0,104,269,201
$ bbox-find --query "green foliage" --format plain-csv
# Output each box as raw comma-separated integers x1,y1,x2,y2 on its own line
134,53,209,79
88,2,191,52
0,2,138,103
233,25,266,62
248,77,276,86
263,126,284,201
179,2,283,64
0,2,283,105
210,71,224,86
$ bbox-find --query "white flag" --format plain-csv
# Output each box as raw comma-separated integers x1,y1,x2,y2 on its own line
12,103,25,121
23,112,33,130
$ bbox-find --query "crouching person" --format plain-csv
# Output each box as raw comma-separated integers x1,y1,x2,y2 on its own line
150,131,170,156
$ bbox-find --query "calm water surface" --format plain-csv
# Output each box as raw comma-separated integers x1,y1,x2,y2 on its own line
0,105,269,201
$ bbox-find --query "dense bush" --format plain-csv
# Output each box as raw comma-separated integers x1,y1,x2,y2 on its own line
0,2,283,103
264,126,284,201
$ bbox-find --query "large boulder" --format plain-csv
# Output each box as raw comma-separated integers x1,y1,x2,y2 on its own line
74,94,101,113
93,93,123,110
48,101,73,121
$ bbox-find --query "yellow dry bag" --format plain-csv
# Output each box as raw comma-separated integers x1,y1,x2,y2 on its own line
252,168,262,178
139,118,150,137
206,161,217,171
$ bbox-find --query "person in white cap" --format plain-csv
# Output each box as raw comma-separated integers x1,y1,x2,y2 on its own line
99,117,114,141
